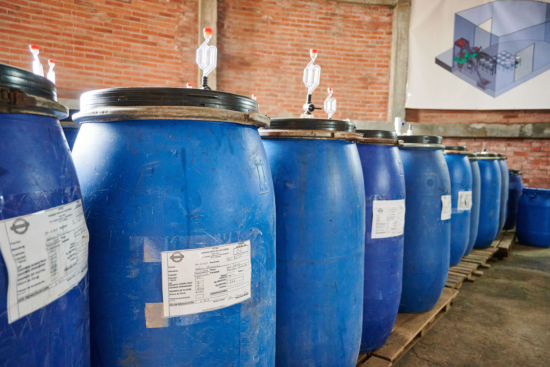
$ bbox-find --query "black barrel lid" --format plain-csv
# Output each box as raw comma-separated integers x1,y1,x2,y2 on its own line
497,153,507,159
79,87,257,113
400,135,443,144
509,169,521,175
269,118,355,132
479,152,499,157
356,129,397,140
444,145,467,151
0,63,57,101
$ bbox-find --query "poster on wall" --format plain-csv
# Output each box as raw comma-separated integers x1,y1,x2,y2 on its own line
406,0,550,110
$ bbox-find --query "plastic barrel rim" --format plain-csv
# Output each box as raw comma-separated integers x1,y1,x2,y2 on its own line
269,117,356,132
0,62,57,100
0,62,68,119
78,87,258,113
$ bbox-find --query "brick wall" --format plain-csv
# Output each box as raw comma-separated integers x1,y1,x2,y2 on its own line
444,138,550,188
217,0,392,121
0,0,198,100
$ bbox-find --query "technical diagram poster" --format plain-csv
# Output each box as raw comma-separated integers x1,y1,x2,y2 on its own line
407,0,550,109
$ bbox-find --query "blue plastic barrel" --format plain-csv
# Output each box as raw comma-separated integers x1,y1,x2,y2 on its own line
356,130,405,353
474,153,502,248
61,110,81,151
0,64,90,366
73,88,276,366
516,188,550,248
497,155,510,233
444,146,473,265
464,153,481,256
261,119,365,367
504,169,524,230
399,135,451,313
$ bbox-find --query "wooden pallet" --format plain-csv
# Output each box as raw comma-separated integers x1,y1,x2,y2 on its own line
495,231,515,259
445,260,481,289
357,355,392,367
462,232,501,267
356,288,459,365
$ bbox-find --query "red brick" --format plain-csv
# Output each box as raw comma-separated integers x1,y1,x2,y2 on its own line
0,0,198,100
216,0,392,120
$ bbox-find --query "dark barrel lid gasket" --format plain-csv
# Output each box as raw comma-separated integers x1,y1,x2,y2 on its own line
0,63,57,101
356,129,397,140
79,87,258,114
477,152,500,160
509,169,521,175
444,145,467,151
400,135,443,144
268,118,355,132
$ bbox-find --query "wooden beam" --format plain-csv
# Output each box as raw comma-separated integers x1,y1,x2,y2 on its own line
58,98,80,110
198,0,217,90
333,0,398,6
387,0,411,123
350,120,550,139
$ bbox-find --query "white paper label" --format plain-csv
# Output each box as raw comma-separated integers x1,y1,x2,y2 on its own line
0,199,89,323
162,240,252,318
371,199,406,239
457,191,473,211
441,195,452,220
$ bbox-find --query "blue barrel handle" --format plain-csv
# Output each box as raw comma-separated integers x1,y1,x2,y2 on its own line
526,190,537,199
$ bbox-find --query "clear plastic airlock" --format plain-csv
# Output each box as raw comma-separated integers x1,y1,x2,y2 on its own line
47,60,55,84
324,88,336,119
29,45,43,77
251,94,259,111
196,27,217,89
301,49,321,117
303,49,321,95
395,117,406,135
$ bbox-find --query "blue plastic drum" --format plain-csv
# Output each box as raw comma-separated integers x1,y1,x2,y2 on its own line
517,188,550,248
475,153,502,248
504,169,524,230
444,146,473,265
399,135,451,313
73,88,276,366
464,153,481,256
261,119,365,367
356,130,405,353
0,63,90,366
497,155,510,233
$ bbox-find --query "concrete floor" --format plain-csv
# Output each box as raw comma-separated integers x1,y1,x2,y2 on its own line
395,244,550,367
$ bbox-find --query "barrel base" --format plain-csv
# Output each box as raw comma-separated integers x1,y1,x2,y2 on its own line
359,317,396,354
517,231,550,248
